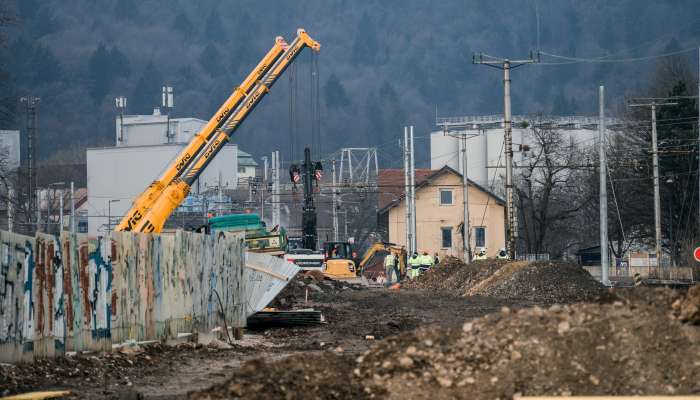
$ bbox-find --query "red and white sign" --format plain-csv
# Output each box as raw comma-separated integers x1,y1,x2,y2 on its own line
694,247,700,263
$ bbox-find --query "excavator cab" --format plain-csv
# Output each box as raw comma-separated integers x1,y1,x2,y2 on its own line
322,241,357,279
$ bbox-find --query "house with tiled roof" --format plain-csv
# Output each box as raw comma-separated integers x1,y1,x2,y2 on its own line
377,165,506,258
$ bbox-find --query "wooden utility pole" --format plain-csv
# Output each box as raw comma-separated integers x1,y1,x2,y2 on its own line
629,98,677,268
473,53,537,259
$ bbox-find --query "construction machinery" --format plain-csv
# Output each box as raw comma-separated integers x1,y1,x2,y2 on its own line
358,242,407,280
205,213,287,255
115,29,321,233
322,241,358,279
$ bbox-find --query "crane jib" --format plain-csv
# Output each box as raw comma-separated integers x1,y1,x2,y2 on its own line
181,41,312,186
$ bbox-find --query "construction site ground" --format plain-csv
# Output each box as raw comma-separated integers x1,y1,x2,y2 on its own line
2,259,699,399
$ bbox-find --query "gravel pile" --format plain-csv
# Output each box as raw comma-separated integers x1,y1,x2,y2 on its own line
403,257,506,294
466,260,607,304
190,287,700,399
355,287,700,399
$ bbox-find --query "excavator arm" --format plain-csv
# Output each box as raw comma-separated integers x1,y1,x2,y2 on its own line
121,29,321,233
116,36,288,231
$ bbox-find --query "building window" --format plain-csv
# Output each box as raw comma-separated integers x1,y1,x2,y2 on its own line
441,227,452,248
439,189,453,205
474,227,486,248
238,166,246,173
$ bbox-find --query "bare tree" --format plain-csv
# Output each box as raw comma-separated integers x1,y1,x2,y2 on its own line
516,122,595,257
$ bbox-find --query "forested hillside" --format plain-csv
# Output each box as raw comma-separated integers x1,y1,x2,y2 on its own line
1,0,699,165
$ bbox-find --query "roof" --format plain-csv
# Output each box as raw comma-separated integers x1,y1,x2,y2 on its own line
377,168,433,211
237,149,258,166
378,165,505,215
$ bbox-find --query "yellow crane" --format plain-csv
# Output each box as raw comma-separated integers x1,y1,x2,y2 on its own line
116,29,320,233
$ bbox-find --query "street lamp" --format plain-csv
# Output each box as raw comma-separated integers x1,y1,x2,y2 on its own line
107,199,121,231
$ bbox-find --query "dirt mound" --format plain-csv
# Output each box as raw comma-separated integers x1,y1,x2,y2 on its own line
356,289,700,399
189,353,372,400
466,260,606,304
403,257,506,293
189,288,700,399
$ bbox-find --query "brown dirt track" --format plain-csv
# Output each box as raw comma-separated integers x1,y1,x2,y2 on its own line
2,260,698,399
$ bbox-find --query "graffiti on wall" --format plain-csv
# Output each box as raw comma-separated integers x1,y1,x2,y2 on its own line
0,230,245,363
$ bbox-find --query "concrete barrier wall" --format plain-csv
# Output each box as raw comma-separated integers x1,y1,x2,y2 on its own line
0,230,246,363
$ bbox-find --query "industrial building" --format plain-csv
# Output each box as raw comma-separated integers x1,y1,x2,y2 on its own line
86,108,240,235
430,115,615,188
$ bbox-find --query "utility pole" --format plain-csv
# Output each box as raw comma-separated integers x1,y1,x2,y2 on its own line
697,47,700,231
460,134,471,263
332,159,338,241
217,172,223,217
70,181,75,234
7,188,13,232
35,189,41,233
21,95,40,232
409,126,416,253
629,98,677,268
271,151,281,228
59,191,64,234
598,86,609,286
473,53,537,259
403,127,412,253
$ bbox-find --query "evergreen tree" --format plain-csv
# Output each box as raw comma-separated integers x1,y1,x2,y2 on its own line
199,44,225,77
323,73,350,109
131,62,163,114
350,12,378,66
172,12,194,40
88,43,112,102
109,46,131,78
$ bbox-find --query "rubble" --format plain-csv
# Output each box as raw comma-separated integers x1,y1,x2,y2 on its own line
268,271,365,310
191,287,700,399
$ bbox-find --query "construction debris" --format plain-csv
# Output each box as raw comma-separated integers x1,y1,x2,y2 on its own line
190,287,700,400
246,310,324,329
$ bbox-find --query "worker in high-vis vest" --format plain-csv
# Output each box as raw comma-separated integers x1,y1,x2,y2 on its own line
419,251,432,275
408,252,421,279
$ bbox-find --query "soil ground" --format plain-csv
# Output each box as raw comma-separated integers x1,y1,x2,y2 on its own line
1,261,698,399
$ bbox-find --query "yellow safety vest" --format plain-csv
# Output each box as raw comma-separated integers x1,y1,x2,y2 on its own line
409,256,421,267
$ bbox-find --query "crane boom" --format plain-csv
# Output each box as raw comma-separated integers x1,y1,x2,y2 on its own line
119,29,321,233
116,36,288,231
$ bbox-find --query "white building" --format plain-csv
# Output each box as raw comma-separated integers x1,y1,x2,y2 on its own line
0,130,20,171
237,149,258,183
86,108,240,235
431,115,617,188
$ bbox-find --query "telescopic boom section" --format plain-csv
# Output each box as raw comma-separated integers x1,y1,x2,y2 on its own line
122,29,321,233
115,36,289,232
